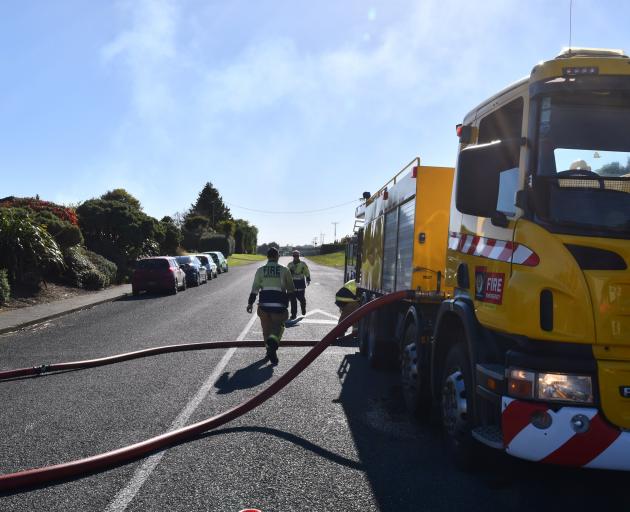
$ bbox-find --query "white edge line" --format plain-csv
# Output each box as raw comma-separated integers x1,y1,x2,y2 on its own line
105,313,258,512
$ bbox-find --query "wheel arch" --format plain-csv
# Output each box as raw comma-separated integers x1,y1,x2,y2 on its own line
430,299,483,402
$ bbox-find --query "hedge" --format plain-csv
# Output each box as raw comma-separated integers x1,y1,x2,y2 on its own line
64,246,117,290
198,234,234,256
0,269,10,305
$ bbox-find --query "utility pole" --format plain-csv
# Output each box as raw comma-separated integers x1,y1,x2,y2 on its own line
331,222,339,242
320,232,325,245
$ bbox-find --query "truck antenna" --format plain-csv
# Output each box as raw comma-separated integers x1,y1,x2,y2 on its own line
568,0,573,54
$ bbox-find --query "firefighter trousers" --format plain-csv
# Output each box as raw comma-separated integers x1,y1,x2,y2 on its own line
338,301,360,332
290,289,306,317
257,307,289,346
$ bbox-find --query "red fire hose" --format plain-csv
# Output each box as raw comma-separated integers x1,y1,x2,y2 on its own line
0,340,345,381
0,290,412,492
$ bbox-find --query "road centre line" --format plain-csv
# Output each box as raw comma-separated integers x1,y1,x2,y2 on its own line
105,313,258,512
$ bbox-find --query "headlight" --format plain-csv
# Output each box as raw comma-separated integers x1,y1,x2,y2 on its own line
508,368,594,404
537,372,593,404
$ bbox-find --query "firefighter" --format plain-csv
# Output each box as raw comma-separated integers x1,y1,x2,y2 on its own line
287,249,311,320
335,279,360,334
246,247,295,365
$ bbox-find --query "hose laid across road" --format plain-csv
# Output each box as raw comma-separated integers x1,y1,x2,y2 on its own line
0,340,346,381
0,290,413,492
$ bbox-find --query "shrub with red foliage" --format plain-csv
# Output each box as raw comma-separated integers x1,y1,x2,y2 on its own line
0,197,78,225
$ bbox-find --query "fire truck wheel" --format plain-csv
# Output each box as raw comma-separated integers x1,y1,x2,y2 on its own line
358,316,369,356
440,342,477,469
401,323,425,415
367,312,388,369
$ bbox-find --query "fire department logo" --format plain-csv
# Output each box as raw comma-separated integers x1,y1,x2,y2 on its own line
474,266,505,305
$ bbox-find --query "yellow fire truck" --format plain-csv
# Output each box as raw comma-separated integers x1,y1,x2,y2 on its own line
349,48,630,469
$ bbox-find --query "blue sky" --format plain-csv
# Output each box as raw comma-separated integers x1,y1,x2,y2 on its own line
1,0,628,245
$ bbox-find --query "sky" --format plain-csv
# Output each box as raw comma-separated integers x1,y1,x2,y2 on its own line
1,0,629,245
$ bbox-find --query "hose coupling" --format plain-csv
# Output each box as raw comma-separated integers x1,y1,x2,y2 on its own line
35,364,50,375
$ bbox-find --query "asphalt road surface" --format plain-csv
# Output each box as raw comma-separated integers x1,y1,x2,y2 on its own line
1,257,629,511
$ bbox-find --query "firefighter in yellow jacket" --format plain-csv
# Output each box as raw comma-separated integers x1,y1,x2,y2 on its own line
335,279,360,334
246,247,295,364
287,250,311,320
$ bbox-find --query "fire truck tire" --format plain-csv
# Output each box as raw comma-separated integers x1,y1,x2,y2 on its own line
358,316,369,356
367,312,388,369
440,342,478,469
401,322,428,415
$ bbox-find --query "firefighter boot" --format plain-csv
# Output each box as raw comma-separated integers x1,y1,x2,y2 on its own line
266,336,279,365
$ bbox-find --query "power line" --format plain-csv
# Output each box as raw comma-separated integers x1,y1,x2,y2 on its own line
225,198,360,215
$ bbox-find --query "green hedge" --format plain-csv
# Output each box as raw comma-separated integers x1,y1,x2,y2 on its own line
64,246,117,290
0,269,10,305
0,208,64,286
198,234,234,256
83,249,118,285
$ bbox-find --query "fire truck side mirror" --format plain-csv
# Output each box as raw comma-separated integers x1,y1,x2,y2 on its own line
456,139,520,218
362,191,371,200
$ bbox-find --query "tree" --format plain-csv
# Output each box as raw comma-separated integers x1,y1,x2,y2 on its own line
181,215,212,250
159,216,182,255
217,219,235,237
77,198,162,278
0,208,64,285
257,241,279,255
190,182,231,228
598,158,630,176
101,189,143,210
234,219,258,253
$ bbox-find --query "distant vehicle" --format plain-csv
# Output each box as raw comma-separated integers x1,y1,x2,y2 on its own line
196,254,218,279
175,255,208,286
204,251,229,273
132,257,186,296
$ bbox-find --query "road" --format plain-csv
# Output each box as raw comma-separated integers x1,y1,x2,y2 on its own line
1,257,629,511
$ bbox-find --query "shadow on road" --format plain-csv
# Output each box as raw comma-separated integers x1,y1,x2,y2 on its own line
214,358,273,394
335,352,630,512
204,426,363,470
117,293,171,301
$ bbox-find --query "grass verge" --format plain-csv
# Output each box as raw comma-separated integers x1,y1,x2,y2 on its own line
227,253,266,266
307,251,345,269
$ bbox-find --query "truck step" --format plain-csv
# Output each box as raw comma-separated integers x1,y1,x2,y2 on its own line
472,425,504,450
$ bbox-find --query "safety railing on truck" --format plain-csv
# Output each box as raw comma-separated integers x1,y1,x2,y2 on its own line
364,157,420,207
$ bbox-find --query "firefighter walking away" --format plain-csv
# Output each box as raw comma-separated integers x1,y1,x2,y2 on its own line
246,247,295,365
287,250,311,320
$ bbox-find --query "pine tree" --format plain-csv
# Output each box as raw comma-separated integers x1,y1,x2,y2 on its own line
190,182,231,228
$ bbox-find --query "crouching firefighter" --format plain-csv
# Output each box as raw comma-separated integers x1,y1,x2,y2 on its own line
335,279,360,335
246,247,295,365
287,250,310,320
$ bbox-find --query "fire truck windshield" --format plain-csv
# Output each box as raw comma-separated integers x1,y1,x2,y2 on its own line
534,92,630,236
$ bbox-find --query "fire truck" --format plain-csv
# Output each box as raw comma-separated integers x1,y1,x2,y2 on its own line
348,48,630,469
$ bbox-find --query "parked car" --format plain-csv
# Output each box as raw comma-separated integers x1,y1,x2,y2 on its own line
204,251,229,273
196,254,218,279
175,255,208,286
132,257,186,296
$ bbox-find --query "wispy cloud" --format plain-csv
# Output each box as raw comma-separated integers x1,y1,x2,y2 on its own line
98,0,529,241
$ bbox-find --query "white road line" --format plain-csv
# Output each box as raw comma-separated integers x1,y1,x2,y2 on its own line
304,308,339,320
297,319,338,325
105,313,258,512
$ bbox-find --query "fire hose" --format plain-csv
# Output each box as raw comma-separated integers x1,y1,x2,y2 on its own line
0,290,412,492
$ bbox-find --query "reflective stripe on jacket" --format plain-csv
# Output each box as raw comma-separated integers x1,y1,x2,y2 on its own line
335,280,358,306
250,261,295,312
288,260,310,291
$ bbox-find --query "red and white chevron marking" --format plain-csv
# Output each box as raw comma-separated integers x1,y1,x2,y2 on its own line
502,397,630,470
448,232,539,266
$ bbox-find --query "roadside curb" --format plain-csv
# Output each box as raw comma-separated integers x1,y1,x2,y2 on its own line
0,291,130,336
